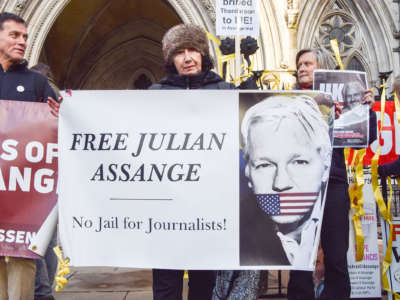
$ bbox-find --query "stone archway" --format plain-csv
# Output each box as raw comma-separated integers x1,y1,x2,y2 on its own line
8,0,300,88
17,0,216,90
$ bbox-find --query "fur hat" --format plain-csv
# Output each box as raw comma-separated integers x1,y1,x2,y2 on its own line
162,24,210,63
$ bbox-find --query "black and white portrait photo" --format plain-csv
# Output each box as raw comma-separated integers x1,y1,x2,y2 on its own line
239,91,333,269
313,70,369,147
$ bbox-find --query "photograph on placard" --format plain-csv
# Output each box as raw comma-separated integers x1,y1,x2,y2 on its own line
239,91,334,269
313,70,369,148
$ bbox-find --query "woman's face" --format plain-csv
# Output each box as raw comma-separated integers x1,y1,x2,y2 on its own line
173,48,202,76
247,119,325,224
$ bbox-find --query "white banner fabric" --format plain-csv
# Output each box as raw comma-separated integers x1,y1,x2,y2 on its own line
58,90,239,269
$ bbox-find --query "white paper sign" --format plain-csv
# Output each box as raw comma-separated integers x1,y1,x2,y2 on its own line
58,90,238,269
216,0,259,36
347,172,381,298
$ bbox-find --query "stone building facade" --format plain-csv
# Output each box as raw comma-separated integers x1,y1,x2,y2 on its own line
1,0,399,91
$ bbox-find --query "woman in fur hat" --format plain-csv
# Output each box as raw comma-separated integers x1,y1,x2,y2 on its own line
149,23,234,300
149,24,234,90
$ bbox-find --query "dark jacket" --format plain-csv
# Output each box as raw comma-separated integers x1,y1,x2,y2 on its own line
330,109,377,183
379,157,400,178
149,70,234,90
0,60,56,102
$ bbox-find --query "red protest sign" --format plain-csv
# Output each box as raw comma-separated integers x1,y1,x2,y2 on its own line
363,101,399,166
0,100,58,258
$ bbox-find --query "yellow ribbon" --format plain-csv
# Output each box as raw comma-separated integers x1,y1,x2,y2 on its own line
205,30,225,78
284,81,291,90
220,54,236,80
380,84,386,133
330,39,344,70
259,71,281,90
53,246,70,292
205,30,221,47
348,149,366,261
271,73,281,90
344,148,350,166
247,54,255,73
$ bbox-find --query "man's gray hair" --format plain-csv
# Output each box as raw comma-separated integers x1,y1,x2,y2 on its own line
296,48,336,70
393,75,400,97
241,95,332,181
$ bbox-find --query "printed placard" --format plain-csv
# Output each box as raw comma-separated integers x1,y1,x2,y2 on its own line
0,100,58,258
216,0,259,36
314,70,369,148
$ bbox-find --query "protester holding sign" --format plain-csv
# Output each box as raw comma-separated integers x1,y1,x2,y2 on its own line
0,12,60,300
149,23,233,300
288,48,376,300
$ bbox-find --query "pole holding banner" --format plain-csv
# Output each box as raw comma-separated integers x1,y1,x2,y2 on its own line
235,35,241,86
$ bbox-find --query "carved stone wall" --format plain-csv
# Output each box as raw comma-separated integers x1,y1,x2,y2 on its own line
0,0,396,89
297,0,399,88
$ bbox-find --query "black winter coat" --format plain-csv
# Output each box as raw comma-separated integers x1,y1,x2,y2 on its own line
149,70,234,90
379,157,400,177
0,60,56,102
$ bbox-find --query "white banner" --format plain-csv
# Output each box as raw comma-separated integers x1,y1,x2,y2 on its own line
216,0,259,36
58,90,332,270
347,172,381,298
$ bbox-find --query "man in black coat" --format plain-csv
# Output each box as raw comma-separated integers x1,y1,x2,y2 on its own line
0,12,60,300
288,48,376,300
